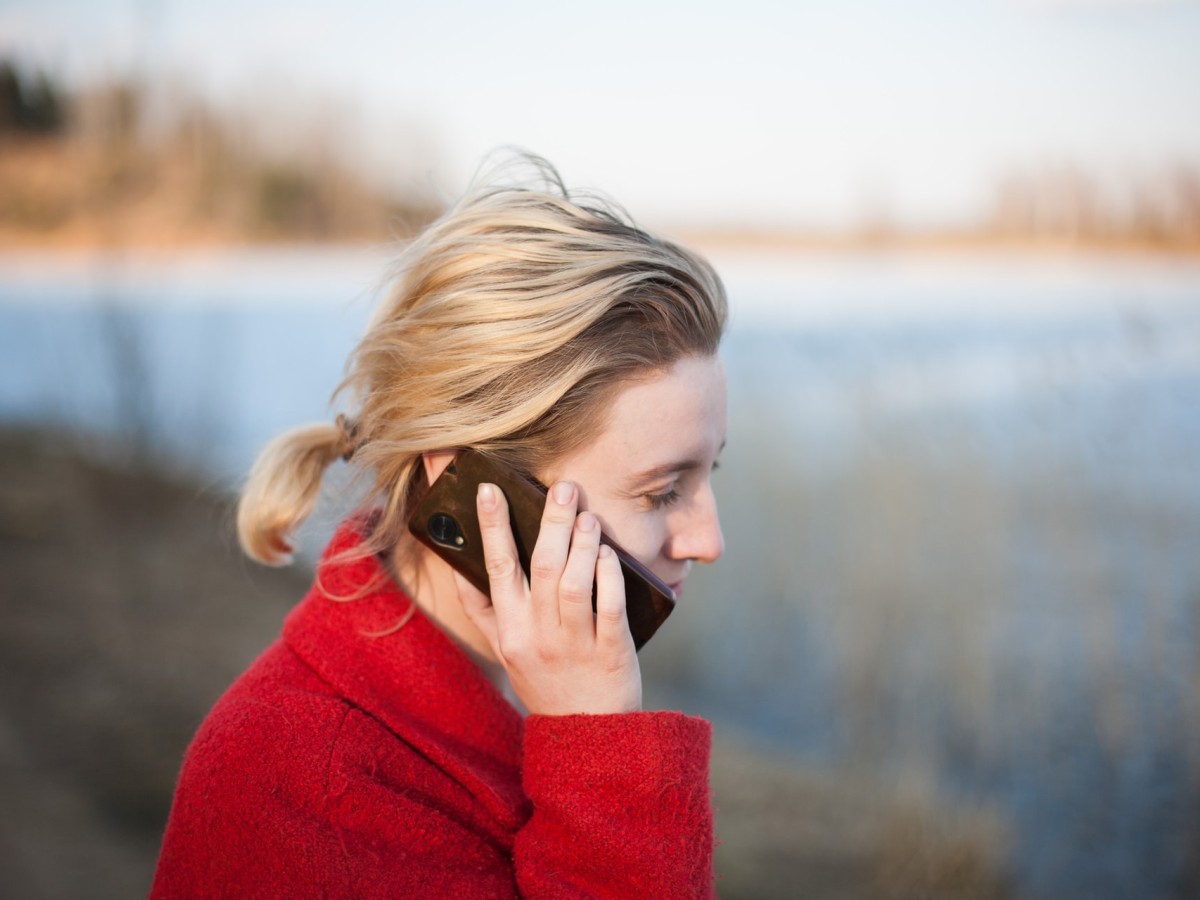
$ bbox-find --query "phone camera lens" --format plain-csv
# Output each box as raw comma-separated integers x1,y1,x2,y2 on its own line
428,513,465,549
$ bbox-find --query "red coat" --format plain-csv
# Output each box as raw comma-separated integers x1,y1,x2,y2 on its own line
152,520,714,898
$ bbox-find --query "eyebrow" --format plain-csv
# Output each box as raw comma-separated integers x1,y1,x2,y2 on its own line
622,439,726,490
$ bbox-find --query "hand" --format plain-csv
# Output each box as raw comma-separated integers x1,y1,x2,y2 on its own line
456,479,642,716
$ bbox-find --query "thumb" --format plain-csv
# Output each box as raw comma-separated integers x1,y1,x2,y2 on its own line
454,570,499,647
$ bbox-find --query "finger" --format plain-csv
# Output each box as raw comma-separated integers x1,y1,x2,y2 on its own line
527,481,578,629
558,511,601,637
593,544,632,649
475,482,527,616
453,570,500,653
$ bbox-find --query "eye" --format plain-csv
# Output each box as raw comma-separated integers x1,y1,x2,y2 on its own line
643,487,681,510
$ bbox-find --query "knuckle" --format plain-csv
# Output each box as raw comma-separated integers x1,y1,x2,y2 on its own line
596,605,625,624
485,554,518,581
541,501,575,524
559,578,592,604
496,628,528,661
600,656,629,676
529,552,560,582
532,642,561,665
477,516,503,537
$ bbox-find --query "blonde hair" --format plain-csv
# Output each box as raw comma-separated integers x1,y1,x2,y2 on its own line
237,154,726,567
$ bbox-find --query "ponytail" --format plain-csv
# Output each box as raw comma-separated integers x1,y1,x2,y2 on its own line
236,420,351,565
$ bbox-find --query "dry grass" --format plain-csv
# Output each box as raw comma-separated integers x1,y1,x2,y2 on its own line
0,429,305,895
708,738,1013,900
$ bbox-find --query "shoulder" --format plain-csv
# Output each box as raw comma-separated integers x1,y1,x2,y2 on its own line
186,640,349,778
170,639,469,835
159,642,519,897
165,642,361,844
154,642,367,895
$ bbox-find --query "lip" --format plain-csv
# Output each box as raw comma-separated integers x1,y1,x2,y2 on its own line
668,581,685,599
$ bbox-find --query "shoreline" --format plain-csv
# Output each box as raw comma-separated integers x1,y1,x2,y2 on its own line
3,230,1198,260
3,233,1199,281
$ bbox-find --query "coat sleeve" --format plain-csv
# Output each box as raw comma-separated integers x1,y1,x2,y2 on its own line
515,711,715,899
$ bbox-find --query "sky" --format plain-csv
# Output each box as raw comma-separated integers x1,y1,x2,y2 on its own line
2,0,1199,231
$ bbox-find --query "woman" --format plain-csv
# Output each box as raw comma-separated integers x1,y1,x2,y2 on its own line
152,155,727,898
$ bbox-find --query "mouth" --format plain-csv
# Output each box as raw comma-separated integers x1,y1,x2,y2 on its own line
667,580,685,599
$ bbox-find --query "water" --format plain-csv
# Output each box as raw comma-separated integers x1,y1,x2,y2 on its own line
3,247,1199,898
0,247,383,484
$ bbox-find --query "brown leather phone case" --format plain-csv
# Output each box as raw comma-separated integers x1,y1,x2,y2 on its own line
407,450,676,651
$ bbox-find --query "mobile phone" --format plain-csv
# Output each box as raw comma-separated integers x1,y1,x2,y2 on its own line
406,450,676,651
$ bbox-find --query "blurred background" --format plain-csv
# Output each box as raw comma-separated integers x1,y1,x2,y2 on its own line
1,1,1198,897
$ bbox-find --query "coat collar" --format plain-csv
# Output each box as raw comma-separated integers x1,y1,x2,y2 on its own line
282,518,529,830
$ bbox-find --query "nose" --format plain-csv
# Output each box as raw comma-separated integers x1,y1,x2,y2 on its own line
671,484,724,564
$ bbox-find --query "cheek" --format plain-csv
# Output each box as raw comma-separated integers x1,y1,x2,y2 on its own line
594,510,666,567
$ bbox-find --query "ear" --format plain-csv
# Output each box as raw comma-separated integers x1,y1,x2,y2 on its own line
421,449,458,485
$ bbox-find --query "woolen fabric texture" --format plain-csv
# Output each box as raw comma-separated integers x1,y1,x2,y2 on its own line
152,519,715,898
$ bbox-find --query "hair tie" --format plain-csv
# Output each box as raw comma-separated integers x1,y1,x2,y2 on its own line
335,414,361,462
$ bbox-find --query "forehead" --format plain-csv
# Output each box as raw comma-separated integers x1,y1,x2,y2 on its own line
581,355,728,467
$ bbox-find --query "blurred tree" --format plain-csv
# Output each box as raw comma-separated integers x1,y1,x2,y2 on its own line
0,59,65,135
988,163,1200,249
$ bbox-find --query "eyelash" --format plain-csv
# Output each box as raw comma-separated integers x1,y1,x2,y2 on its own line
644,487,681,510
642,460,721,510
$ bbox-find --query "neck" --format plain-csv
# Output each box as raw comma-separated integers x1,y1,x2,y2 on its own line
390,538,507,690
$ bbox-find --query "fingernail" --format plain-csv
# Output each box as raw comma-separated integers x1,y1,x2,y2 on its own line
577,512,596,532
478,483,497,509
553,481,574,505
598,544,613,559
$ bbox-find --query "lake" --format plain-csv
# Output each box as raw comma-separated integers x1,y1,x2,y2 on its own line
3,245,1198,899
